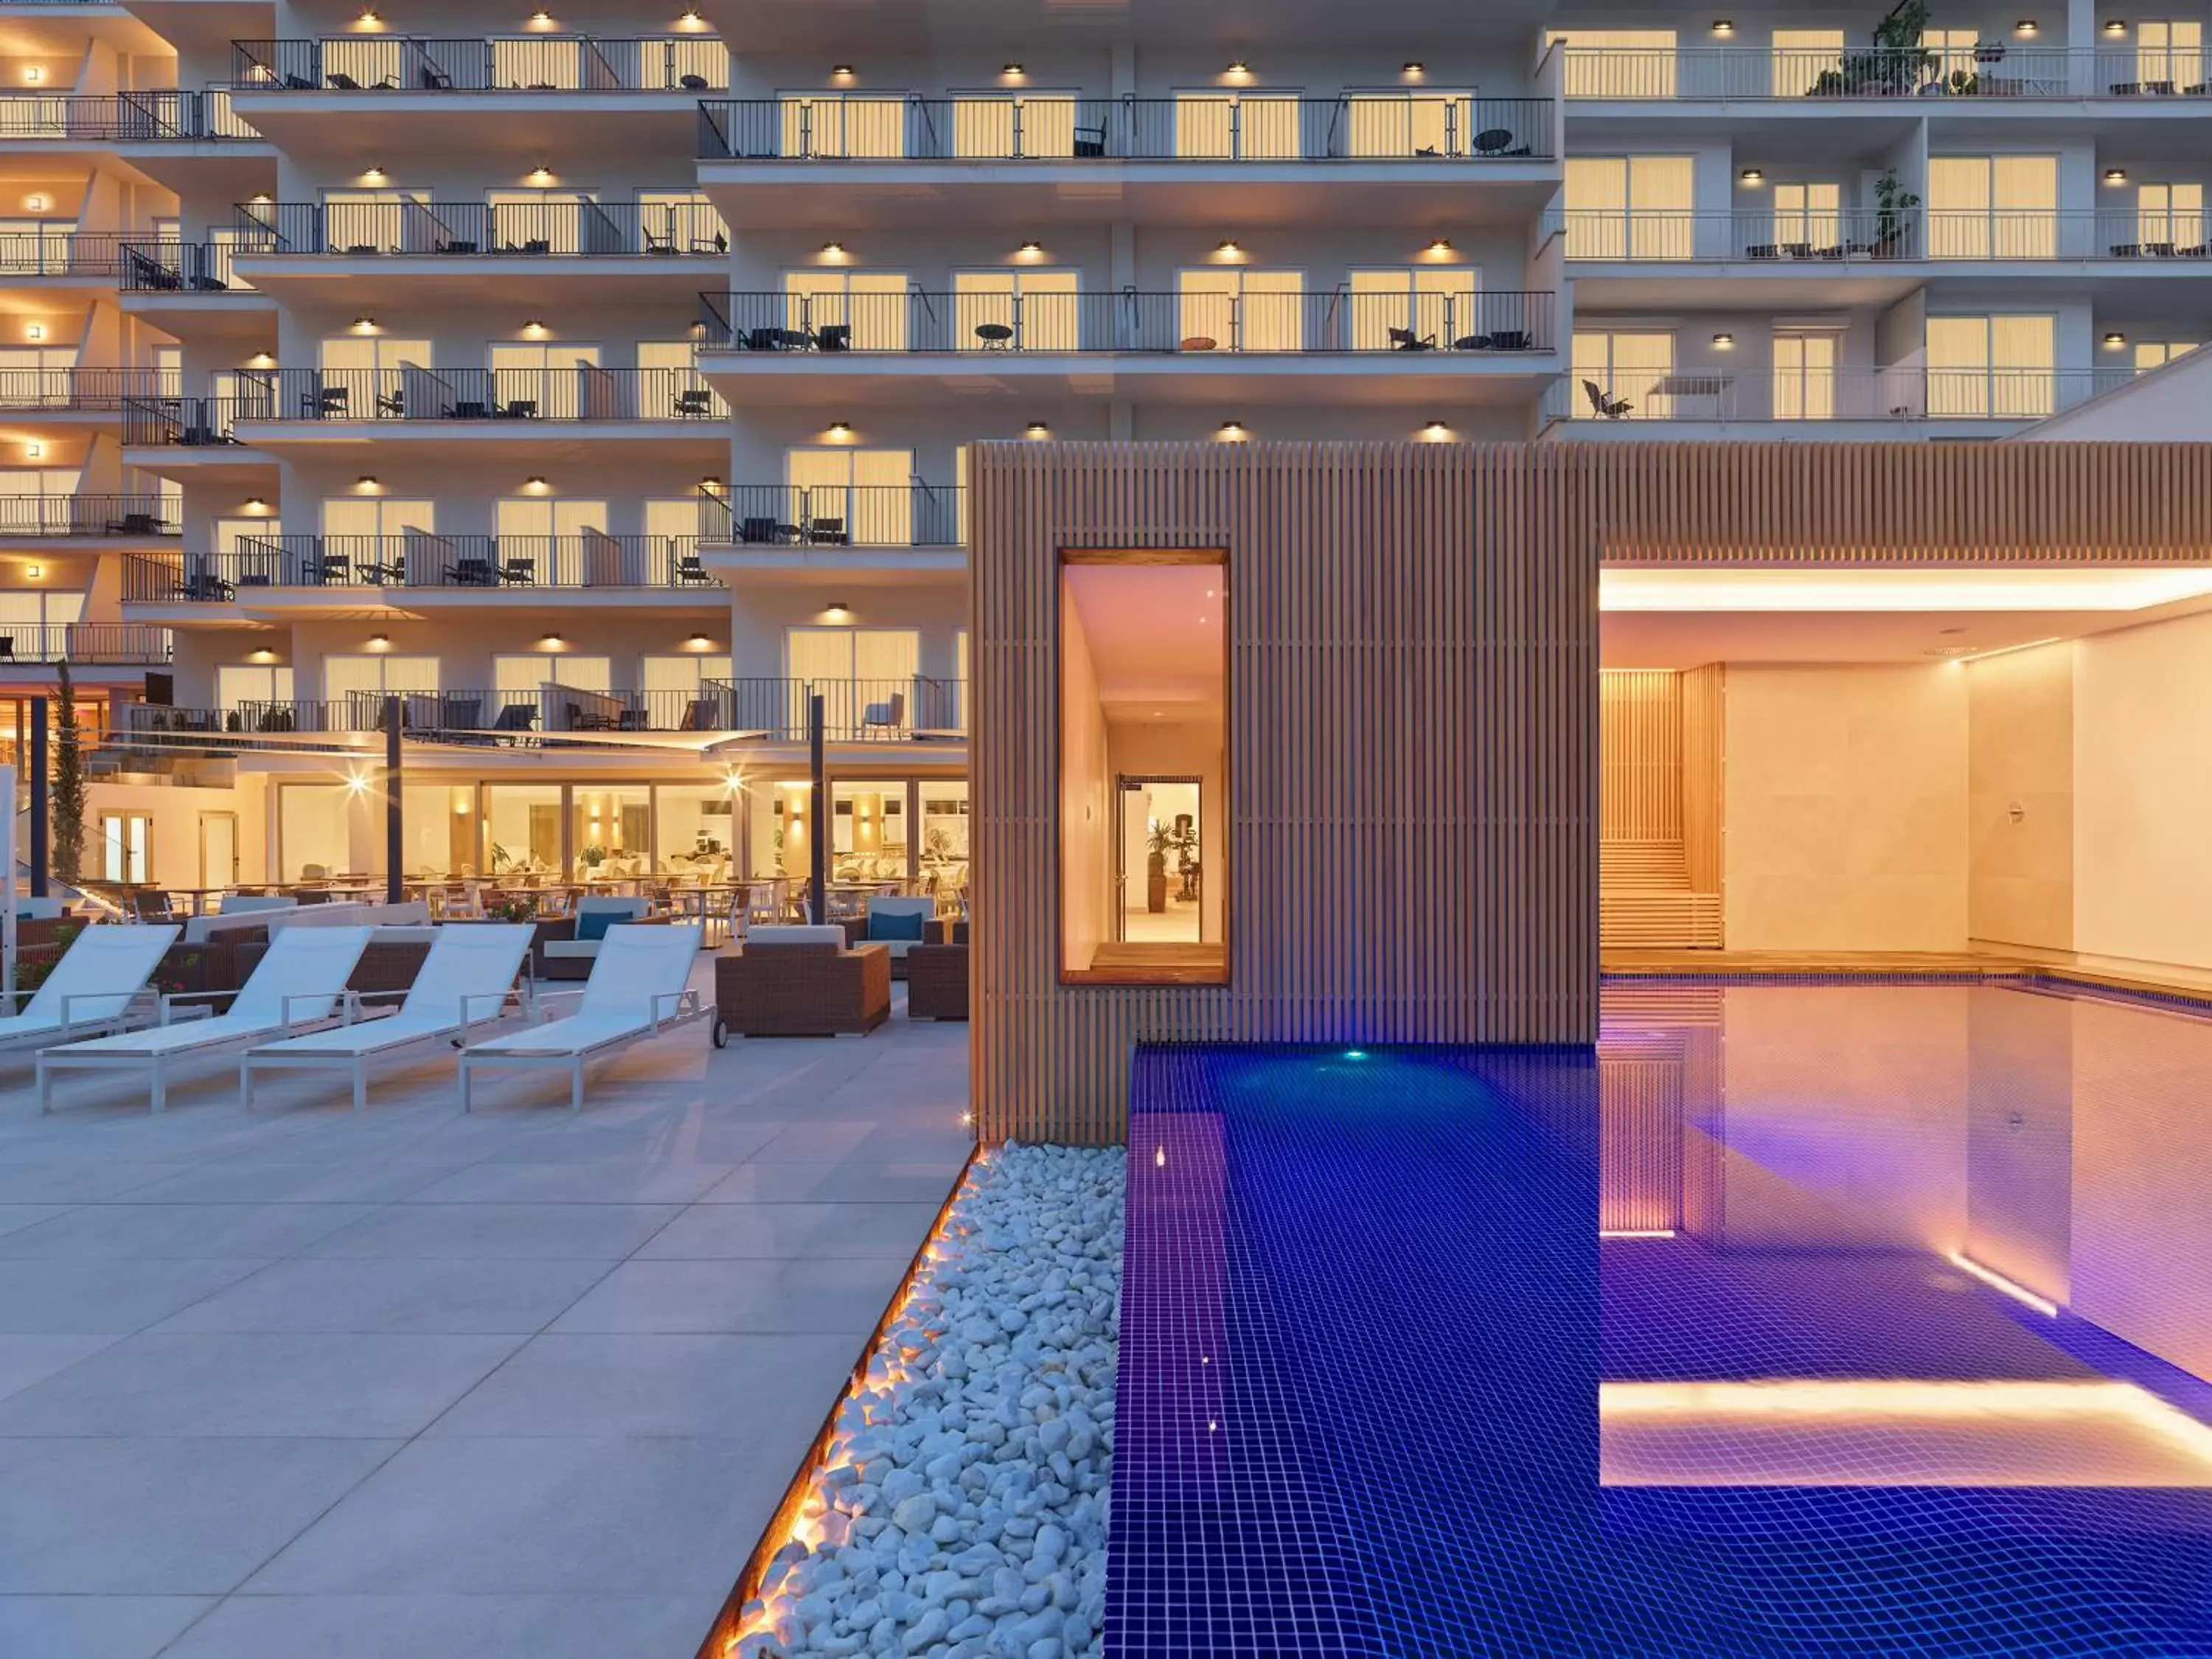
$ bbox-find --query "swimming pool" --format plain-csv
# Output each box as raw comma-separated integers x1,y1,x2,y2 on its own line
1105,981,2212,1657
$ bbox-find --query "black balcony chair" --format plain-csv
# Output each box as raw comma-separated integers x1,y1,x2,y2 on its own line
1453,334,1493,350
566,700,622,733
681,698,720,731
420,66,454,90
1472,128,1534,158
739,516,781,544
806,518,849,546
498,398,538,419
498,558,537,585
377,388,404,416
816,324,852,352
308,554,352,585
306,384,348,418
131,888,175,922
327,73,364,89
106,511,164,535
1388,327,1436,352
1073,122,1107,157
436,697,481,733
282,73,316,89
177,571,236,601
0,637,15,661
125,248,181,291
680,74,711,90
445,557,499,587
446,399,490,420
1488,330,1531,350
1583,379,1632,419
672,551,711,584
487,703,538,745
436,237,479,255
673,388,716,417
690,232,730,254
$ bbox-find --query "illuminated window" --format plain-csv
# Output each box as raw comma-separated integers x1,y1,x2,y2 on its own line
1343,90,1475,157
1927,156,2056,257
1772,30,1846,95
952,268,1079,351
2135,339,2199,372
1546,29,1677,97
2138,182,2204,250
1347,267,1481,350
953,93,1077,157
1565,156,1695,259
1927,314,2055,416
1178,268,1306,351
779,94,907,158
1773,331,1839,420
1772,182,1841,251
1172,90,1299,159
787,447,914,544
1573,330,1677,417
2138,20,2205,87
783,268,911,350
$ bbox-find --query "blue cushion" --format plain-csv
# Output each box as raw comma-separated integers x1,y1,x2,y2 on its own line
868,909,928,942
574,909,622,944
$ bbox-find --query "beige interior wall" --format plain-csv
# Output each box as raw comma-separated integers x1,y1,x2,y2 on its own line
1106,716,1227,941
83,778,269,890
1966,641,2075,953
2074,608,2212,975
1057,582,1110,973
1722,664,1968,951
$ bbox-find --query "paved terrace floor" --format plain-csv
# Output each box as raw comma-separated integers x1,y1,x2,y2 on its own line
0,964,972,1659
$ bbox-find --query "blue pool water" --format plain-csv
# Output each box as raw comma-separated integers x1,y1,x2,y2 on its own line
1105,981,2212,1657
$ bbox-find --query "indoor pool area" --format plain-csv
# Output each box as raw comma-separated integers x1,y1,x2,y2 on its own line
1106,980,2212,1658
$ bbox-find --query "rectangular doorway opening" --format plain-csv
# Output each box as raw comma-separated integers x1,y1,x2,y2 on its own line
1118,776,1205,944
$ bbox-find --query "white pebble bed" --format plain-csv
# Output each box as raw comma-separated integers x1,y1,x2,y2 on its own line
728,1143,1126,1659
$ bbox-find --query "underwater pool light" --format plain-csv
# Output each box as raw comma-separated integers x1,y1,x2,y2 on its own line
1344,1049,1368,1060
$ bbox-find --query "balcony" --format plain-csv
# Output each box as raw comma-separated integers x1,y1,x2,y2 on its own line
0,229,138,279
228,36,728,159
695,94,1559,229
122,536,723,612
0,366,163,415
698,288,1557,406
226,201,729,305
116,243,276,343
1543,366,2128,435
701,483,967,585
0,494,173,540
119,242,251,292
0,91,259,143
1558,46,2212,104
0,622,171,667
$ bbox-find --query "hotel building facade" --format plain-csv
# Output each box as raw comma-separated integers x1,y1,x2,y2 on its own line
2,0,2206,908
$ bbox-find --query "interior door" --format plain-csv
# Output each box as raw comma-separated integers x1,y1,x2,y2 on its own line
199,812,239,890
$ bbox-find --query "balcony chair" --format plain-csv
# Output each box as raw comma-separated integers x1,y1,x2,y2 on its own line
1453,334,1493,350
672,388,715,417
445,557,498,587
306,384,348,418
498,558,536,585
815,324,852,352
419,66,454,90
0,638,15,661
177,572,235,601
742,327,785,351
1388,327,1437,352
489,703,538,740
860,690,906,738
105,511,164,535
564,701,622,734
498,398,538,419
680,697,720,731
739,516,782,544
1472,128,1534,158
691,232,730,254
1489,330,1531,350
445,399,491,420
435,238,479,255
1583,379,1633,419
672,551,710,584
805,518,849,546
326,73,364,89
309,554,352,585
282,73,316,89
1073,122,1107,157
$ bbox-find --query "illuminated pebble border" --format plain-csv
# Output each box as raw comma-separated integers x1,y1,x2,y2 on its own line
720,1144,1124,1659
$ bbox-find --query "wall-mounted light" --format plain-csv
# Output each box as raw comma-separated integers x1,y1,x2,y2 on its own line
23,67,44,85
250,647,276,664
2014,18,2039,35
689,631,711,645
352,315,378,333
1711,18,1735,35
831,63,855,79
24,443,41,459
358,7,381,24
524,475,549,491
2104,167,2128,184
526,166,554,187
25,564,42,580
2104,330,2129,348
521,319,547,337
542,631,563,646
1711,332,1736,348
453,790,473,815
1402,61,1426,79
1739,167,1765,185
1017,240,1043,258
825,600,852,621
1026,420,1050,438
249,192,273,206
700,474,723,490
369,633,390,648
23,194,46,212
820,240,846,258
2104,18,2128,35
1218,420,1248,440
245,497,270,512
529,9,555,25
355,474,379,490
827,420,852,437
1217,239,1242,257
1421,420,1450,440
1427,237,1453,254
1003,62,1026,77
1225,60,1251,78
24,324,42,341
361,165,387,185
679,7,706,27
246,352,276,369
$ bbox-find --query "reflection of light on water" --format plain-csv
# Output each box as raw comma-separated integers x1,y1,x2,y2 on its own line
1600,1229,1677,1240
1946,1251,2061,1318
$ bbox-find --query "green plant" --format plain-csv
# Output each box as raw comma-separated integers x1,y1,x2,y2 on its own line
1874,167,1921,251
484,897,537,923
1815,0,1935,94
51,662,84,886
490,841,512,872
581,843,606,869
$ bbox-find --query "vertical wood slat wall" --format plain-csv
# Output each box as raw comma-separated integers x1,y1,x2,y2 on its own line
973,442,2212,1146
1679,664,1725,896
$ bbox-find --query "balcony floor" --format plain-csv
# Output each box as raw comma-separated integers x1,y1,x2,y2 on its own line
227,258,727,308
223,422,730,464
226,95,698,164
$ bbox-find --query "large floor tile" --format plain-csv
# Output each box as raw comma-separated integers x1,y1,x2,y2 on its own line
0,1595,215,1659
698,1157,969,1205
244,1436,790,1597
301,1203,681,1261
0,1203,376,1261
427,1332,857,1440
114,1160,479,1206
0,1163,190,1205
404,1158,741,1205
0,1334,524,1439
152,1258,612,1336
639,1200,944,1260
0,1436,400,1594
0,1205,72,1242
547,1256,909,1336
156,1593,714,1659
0,1335,122,1404
0,1259,272,1335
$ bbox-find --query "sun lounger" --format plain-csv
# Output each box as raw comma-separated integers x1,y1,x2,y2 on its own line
0,925,178,1059
240,923,535,1113
459,923,707,1114
38,926,372,1115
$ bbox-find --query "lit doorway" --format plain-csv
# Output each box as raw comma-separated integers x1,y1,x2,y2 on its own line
1117,775,1203,944
198,811,239,891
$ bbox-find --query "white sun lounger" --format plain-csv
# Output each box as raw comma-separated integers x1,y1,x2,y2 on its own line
0,924,178,1059
38,926,372,1115
240,922,535,1113
458,922,708,1115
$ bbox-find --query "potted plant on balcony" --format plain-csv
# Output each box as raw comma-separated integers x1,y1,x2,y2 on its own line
1813,0,1935,95
1873,169,1921,257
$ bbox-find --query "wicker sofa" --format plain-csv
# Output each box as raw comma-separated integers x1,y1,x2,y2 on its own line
904,942,970,1021
715,925,891,1037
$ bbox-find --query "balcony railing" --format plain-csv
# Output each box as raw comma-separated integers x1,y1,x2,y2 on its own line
0,367,164,411
700,289,1555,354
1550,366,2131,425
119,241,254,292
0,494,174,538
0,230,136,276
1555,209,2212,261
231,36,729,94
703,482,966,549
238,367,728,424
123,395,254,448
698,94,1553,161
1557,45,2212,100
0,91,257,141
238,200,728,260
0,622,171,664
125,536,717,597
718,677,967,741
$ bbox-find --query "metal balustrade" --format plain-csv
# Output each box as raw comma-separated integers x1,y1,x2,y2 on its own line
0,91,257,141
205,368,726,425
715,677,968,741
699,289,1555,354
698,94,1552,161
0,367,165,411
1556,45,2212,99
232,36,729,94
1549,366,2133,425
238,200,728,260
0,623,170,664
0,494,173,538
0,231,136,276
119,241,253,291
1554,209,2212,261
123,394,259,448
124,536,717,598
704,483,965,549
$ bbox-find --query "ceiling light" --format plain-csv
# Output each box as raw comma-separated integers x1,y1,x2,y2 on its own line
1711,18,1735,35
521,319,546,336
530,8,554,21
24,324,42,341
1218,420,1247,439
1711,332,1735,348
23,443,40,459
1739,167,1764,184
356,474,378,487
246,497,268,511
359,7,380,22
23,194,45,212
2104,167,2127,184
2104,18,2127,35
250,648,275,664
1018,240,1043,255
25,564,41,579
352,315,378,332
831,63,855,78
23,67,43,84
362,165,387,184
2104,331,2128,347
1427,237,1453,254
1026,421,1049,438
246,352,275,368
1003,62,1025,76
525,474,548,489
1402,61,1425,77
2014,18,2039,35
369,632,389,646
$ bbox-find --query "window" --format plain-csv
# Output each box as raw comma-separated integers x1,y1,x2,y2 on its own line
1773,184,1842,252
1547,29,1677,98
487,340,599,420
951,268,1079,351
324,653,439,702
1773,332,1840,420
0,347,75,405
2138,21,2205,88
0,590,80,656
641,653,734,694
833,782,907,881
1927,314,2056,415
1172,90,1299,159
784,269,910,350
1347,267,1481,350
921,780,969,896
787,447,914,544
637,341,720,420
319,189,422,255
492,34,584,88
787,626,919,737
494,653,611,718
953,92,1078,157
216,663,293,717
496,495,607,585
320,495,431,582
1922,27,1982,87
779,93,906,158
2139,183,2204,250
637,189,725,254
573,787,650,883
484,189,595,255
1344,90,1475,158
646,496,714,577
1773,30,1846,96
1572,330,1677,417
1565,156,1695,259
1927,156,2056,257
318,335,431,417
656,781,739,877
98,812,153,885
1178,268,1306,351
2135,339,2199,372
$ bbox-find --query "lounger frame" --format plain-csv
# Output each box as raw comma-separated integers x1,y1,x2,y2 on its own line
457,988,708,1115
